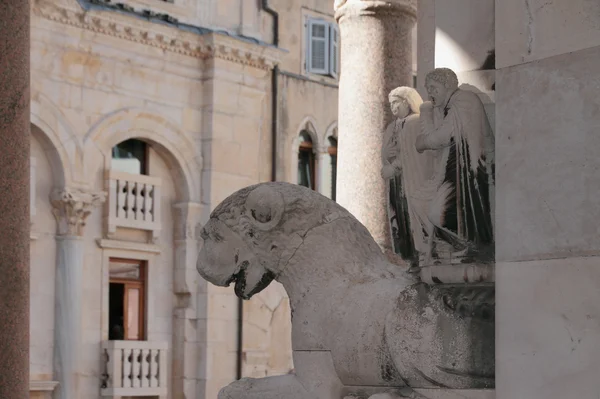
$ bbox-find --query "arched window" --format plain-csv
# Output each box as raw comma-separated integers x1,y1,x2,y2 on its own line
327,137,337,201
297,131,316,190
112,139,148,175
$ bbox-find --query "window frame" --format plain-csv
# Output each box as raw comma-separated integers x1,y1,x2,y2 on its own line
327,138,338,201
108,257,147,341
298,132,317,190
111,139,150,176
306,17,340,78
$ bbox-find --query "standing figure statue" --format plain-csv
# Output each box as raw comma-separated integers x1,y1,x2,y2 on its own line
381,87,435,270
416,68,495,265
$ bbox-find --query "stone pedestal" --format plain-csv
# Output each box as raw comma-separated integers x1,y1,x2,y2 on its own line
334,0,417,254
50,188,105,399
0,2,30,398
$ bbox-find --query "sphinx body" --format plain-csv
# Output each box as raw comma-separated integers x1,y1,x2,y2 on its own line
196,183,494,399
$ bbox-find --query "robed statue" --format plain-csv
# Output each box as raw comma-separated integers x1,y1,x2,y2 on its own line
381,87,434,270
382,68,495,269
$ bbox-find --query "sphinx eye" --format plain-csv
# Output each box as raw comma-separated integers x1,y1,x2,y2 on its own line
213,232,224,242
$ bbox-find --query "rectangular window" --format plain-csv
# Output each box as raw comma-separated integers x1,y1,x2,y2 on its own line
109,258,146,341
306,18,339,78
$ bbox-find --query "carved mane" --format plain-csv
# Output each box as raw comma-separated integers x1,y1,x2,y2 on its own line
210,182,395,279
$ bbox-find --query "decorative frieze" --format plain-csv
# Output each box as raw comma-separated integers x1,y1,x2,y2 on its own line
35,0,282,70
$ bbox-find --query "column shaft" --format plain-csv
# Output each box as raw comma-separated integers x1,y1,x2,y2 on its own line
54,236,84,399
0,1,31,398
335,1,416,254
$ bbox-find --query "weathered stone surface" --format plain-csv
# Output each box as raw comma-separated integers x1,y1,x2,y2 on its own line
197,182,495,398
495,45,600,262
496,0,600,68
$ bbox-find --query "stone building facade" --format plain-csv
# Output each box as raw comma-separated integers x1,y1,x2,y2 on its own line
28,0,339,398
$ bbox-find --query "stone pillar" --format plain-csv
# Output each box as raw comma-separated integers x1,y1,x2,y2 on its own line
50,188,105,399
172,202,203,399
0,2,30,398
334,0,416,254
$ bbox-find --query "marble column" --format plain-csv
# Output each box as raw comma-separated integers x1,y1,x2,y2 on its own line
334,0,416,255
0,2,30,398
50,188,105,399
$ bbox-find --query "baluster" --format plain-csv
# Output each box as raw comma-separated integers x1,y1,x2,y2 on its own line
127,181,136,221
148,349,155,388
136,182,144,221
150,349,159,387
132,348,141,388
117,180,127,219
123,348,133,388
102,349,112,389
145,184,154,223
140,348,150,388
153,185,161,225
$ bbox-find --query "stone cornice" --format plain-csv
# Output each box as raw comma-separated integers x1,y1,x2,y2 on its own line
29,380,59,392
334,0,417,21
51,187,107,237
34,0,282,70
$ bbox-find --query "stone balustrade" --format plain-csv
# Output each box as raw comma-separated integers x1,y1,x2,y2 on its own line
106,170,162,241
101,340,168,397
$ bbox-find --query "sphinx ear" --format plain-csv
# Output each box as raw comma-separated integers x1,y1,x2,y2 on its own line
245,185,284,231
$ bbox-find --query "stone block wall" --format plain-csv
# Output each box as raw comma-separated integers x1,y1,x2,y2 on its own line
494,1,600,398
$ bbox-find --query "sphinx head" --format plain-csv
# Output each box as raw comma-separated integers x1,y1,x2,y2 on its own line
196,182,345,299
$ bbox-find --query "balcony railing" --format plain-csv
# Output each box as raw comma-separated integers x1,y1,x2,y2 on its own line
101,340,168,397
106,170,161,241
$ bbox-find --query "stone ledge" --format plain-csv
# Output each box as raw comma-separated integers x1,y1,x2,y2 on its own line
96,238,161,254
29,380,59,392
420,263,495,285
414,388,495,399
342,388,495,399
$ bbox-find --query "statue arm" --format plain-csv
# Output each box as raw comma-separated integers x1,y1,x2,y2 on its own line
416,107,456,152
381,122,396,167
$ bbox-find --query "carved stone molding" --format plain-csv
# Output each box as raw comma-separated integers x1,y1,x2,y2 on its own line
334,0,417,20
172,202,204,241
51,188,107,236
34,0,282,70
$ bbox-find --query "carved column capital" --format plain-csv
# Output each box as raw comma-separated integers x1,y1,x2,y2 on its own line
334,0,417,21
51,188,107,237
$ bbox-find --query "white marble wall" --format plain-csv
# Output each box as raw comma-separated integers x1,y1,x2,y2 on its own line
495,1,600,397
417,0,495,97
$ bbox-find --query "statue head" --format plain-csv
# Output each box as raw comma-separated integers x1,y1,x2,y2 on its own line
196,183,348,299
425,68,459,108
388,86,423,119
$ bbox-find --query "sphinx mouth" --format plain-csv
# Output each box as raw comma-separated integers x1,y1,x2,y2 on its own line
226,260,249,297
229,260,276,300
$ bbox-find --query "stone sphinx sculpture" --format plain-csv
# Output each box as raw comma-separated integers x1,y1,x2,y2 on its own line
197,182,494,399
382,68,495,270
